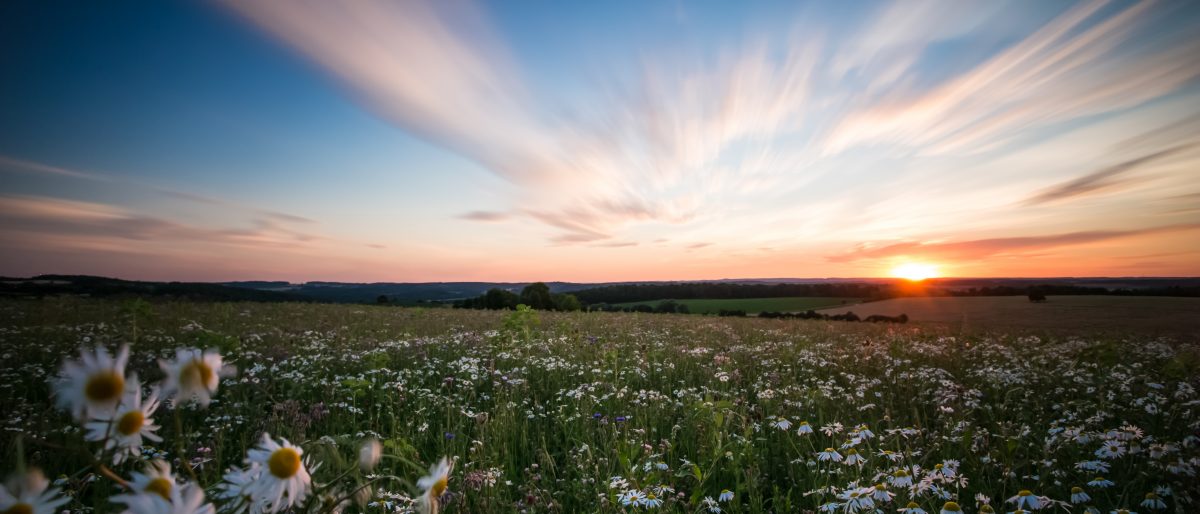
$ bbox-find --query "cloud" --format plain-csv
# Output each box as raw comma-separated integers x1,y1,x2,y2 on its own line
458,210,510,222
828,223,1200,262
1023,143,1197,205
687,242,713,249
823,1,1200,156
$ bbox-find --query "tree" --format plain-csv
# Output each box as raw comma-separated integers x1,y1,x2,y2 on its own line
484,288,519,310
376,295,390,305
520,282,554,310
552,293,582,312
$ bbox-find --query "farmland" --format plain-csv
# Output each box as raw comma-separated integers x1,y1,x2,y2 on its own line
612,297,860,314
1,297,1198,514
816,295,1200,336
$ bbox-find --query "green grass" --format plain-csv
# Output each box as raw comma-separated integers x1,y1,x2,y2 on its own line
612,296,860,314
1,297,1196,514
816,294,1200,336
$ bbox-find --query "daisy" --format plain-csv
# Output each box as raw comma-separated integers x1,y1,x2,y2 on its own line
878,449,902,462
1095,441,1126,460
159,348,233,407
838,487,874,512
1110,510,1137,514
771,418,792,431
0,469,71,514
796,421,814,435
1140,493,1165,510
1088,477,1114,488
86,377,161,464
855,424,875,439
359,439,382,472
619,490,644,507
718,489,734,502
872,484,895,503
1007,490,1040,511
940,501,962,514
900,502,927,514
701,496,721,513
889,469,913,488
246,434,311,512
643,492,663,508
1071,487,1091,504
55,344,130,419
416,457,451,514
817,448,843,462
214,466,266,514
126,461,177,501
978,505,995,513
843,449,866,466
112,482,214,514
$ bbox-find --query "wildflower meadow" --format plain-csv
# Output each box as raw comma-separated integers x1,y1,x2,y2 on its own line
1,298,1197,514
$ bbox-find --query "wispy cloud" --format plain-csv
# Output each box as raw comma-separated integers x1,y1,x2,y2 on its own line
1023,143,1197,205
828,224,1200,262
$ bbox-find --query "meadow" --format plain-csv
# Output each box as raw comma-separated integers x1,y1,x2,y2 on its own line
612,297,860,314
1,297,1198,514
816,296,1200,337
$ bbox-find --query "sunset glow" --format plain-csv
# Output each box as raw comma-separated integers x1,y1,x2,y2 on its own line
1,1,1199,281
891,263,940,282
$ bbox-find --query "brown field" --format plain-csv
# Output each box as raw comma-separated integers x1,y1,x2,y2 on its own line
816,295,1200,338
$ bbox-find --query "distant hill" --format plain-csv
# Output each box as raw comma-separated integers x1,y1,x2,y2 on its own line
3,275,1196,305
1,275,310,303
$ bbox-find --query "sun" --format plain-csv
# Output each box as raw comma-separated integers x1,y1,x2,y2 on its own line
891,262,939,281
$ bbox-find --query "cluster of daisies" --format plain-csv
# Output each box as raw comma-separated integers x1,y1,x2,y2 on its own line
1,344,451,514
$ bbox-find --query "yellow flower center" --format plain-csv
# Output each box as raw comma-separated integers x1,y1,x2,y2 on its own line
846,449,858,455
145,477,173,500
823,447,834,452
268,447,302,479
1018,490,1033,496
430,476,448,498
980,506,995,513
894,470,908,477
180,358,214,390
85,371,124,403
1071,487,1083,494
875,484,885,490
943,501,961,512
117,410,145,436
934,463,943,470
906,502,920,508
1146,493,1158,499
3,503,33,514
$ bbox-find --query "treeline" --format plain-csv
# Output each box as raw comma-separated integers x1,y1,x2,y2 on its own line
571,282,1200,305
757,310,908,323
453,282,582,311
589,300,691,314
0,275,311,303
574,282,884,304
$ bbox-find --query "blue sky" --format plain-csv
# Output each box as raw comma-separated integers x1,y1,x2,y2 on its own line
2,0,1199,281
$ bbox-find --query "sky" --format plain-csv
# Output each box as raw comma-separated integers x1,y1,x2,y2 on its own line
1,0,1199,282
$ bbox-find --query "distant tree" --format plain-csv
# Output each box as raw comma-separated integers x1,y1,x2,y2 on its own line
484,288,519,310
552,293,582,312
676,304,690,314
520,282,554,310
376,295,390,305
1028,293,1047,303
654,300,680,313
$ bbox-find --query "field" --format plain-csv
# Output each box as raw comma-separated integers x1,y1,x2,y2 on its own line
613,297,860,314
2,297,1198,514
816,295,1200,336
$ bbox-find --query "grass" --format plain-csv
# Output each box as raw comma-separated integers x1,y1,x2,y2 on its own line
612,296,860,314
816,294,1200,336
1,297,1197,514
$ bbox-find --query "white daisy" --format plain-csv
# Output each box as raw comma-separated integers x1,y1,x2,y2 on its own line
718,489,734,502
771,418,792,431
86,377,162,464
1007,490,1040,510
900,502,927,514
55,344,130,420
1088,477,1114,488
1140,493,1165,510
159,348,233,407
889,469,913,488
1070,487,1091,504
871,483,894,503
0,469,71,514
359,439,382,472
817,448,843,462
940,501,962,514
416,457,451,514
214,465,267,514
796,421,813,435
111,482,214,514
843,449,866,466
124,460,177,502
246,434,311,512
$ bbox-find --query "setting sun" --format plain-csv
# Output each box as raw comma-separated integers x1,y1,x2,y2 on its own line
891,262,939,281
